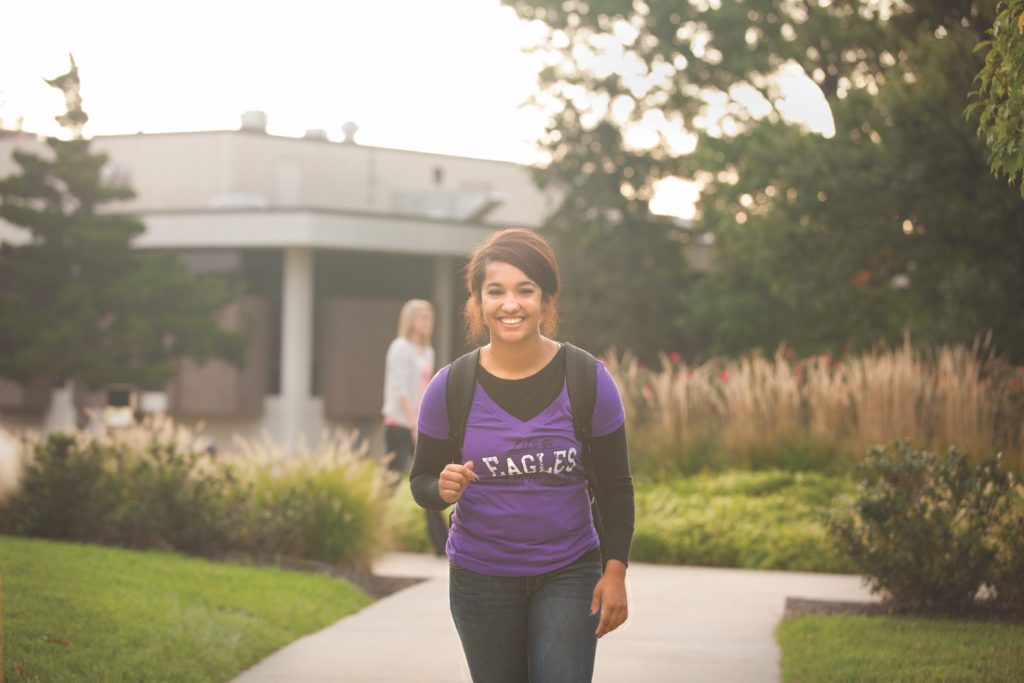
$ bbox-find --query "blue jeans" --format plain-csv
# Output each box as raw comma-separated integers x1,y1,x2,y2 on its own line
449,549,602,683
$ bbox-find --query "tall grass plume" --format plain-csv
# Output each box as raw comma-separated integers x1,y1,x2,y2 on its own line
608,337,1024,477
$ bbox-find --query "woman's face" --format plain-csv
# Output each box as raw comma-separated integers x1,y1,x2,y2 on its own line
412,308,434,341
480,260,545,345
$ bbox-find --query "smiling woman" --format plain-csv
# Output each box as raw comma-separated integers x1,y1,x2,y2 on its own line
409,227,636,683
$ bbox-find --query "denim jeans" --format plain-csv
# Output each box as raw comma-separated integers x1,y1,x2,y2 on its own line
449,549,602,683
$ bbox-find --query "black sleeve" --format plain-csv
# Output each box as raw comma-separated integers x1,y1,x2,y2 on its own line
591,424,635,566
409,433,457,511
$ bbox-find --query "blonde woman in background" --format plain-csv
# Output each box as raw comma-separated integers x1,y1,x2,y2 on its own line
382,299,448,555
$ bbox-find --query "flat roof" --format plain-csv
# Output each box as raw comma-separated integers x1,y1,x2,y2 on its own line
1,207,499,256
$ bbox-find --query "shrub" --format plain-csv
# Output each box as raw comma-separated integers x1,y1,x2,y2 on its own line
0,434,119,541
106,441,243,554
0,421,395,569
630,470,854,572
828,440,1018,613
990,484,1024,610
0,432,242,555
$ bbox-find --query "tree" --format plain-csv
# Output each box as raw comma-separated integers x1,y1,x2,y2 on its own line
970,0,1024,196
532,116,698,362
0,56,246,392
690,11,1024,359
505,0,1024,361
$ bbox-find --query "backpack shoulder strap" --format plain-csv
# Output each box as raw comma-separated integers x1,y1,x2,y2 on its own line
564,343,605,560
445,348,480,461
563,343,597,442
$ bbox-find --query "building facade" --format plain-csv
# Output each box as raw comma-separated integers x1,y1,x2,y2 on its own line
0,117,556,449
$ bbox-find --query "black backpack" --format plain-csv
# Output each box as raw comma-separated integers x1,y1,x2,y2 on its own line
444,343,606,556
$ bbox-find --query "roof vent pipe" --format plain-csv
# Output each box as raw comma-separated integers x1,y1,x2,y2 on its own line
240,110,268,132
342,121,359,144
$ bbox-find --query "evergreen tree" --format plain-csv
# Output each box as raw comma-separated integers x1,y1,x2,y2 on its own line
0,55,246,391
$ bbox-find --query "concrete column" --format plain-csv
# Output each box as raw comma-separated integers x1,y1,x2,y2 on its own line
279,247,315,447
432,256,455,367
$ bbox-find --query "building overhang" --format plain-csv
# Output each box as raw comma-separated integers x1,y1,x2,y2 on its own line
0,208,499,257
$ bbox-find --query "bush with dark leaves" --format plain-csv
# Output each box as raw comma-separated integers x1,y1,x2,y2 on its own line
829,440,1019,613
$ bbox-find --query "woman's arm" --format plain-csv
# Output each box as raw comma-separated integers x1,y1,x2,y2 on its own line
409,434,455,510
591,425,635,566
589,424,634,637
408,432,482,509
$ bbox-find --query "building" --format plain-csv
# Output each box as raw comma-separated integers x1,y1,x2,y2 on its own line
0,114,556,449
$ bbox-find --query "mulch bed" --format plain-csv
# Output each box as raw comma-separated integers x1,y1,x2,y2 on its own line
784,597,891,619
215,552,425,600
784,596,1024,623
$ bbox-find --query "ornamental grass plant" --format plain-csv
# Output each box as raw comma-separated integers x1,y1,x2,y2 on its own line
227,430,392,567
609,337,1024,478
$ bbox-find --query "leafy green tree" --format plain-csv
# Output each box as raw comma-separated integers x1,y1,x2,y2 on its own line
692,12,1024,359
505,0,1024,361
970,0,1024,196
0,56,246,392
532,114,697,362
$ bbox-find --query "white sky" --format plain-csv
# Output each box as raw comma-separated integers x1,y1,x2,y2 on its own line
1,1,551,160
1,0,834,220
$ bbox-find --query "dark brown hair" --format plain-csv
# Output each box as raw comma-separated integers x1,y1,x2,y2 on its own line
463,228,561,343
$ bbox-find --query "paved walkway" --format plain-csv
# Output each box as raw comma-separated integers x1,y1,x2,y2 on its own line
229,553,878,683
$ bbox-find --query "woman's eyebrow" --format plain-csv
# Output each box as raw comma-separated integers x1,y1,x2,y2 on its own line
484,279,537,288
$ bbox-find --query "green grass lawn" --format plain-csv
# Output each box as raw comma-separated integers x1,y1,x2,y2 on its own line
0,534,373,683
777,613,1024,682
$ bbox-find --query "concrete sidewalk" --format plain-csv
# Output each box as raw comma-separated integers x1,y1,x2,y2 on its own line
229,553,878,683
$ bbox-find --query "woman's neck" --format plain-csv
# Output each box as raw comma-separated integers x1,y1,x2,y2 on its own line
482,336,559,379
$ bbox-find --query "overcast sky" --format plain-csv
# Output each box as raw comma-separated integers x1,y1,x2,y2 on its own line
1,0,552,162
1,1,835,219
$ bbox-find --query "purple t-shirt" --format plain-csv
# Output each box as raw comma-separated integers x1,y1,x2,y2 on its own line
417,358,625,576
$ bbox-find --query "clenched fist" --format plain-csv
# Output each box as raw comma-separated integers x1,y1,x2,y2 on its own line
438,461,478,504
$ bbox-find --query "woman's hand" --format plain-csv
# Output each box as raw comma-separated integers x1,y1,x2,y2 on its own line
438,461,477,504
591,560,628,637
